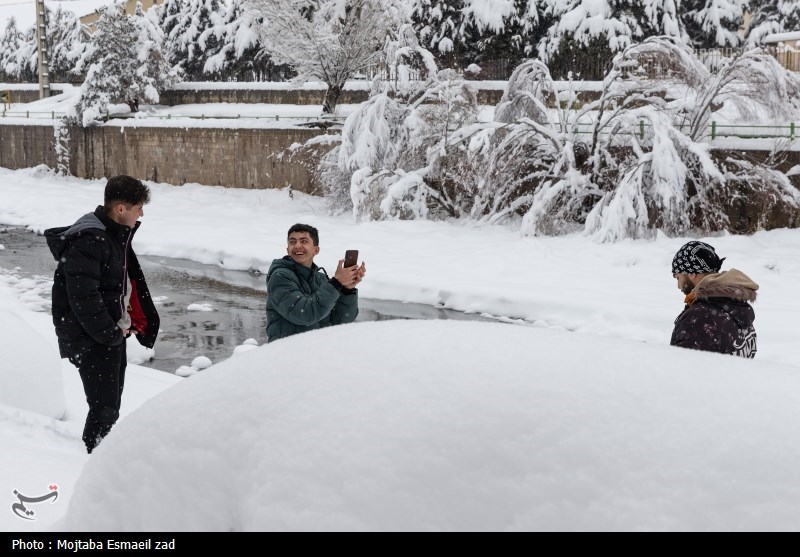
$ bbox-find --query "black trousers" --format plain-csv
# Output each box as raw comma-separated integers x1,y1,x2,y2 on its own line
60,339,127,453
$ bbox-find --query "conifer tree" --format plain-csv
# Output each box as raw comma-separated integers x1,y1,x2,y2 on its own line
0,17,22,81
682,0,746,48
165,0,223,80
538,0,646,79
202,0,281,81
74,2,176,126
132,2,179,97
46,6,89,82
781,0,800,29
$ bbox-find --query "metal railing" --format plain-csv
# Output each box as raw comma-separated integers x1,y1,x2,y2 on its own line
0,110,347,125
1,109,797,140
563,121,800,141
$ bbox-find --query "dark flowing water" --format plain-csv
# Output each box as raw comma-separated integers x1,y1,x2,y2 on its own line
0,226,495,373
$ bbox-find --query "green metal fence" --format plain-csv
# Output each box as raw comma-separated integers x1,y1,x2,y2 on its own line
0,110,347,125
0,110,798,141
562,121,800,141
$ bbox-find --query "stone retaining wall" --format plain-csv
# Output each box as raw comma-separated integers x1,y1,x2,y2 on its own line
0,124,331,193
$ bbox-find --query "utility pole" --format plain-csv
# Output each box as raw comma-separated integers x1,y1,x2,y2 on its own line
35,0,51,99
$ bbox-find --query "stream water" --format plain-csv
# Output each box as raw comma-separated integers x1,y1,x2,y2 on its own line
0,226,496,373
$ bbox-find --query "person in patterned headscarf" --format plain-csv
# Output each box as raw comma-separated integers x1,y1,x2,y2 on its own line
670,241,759,358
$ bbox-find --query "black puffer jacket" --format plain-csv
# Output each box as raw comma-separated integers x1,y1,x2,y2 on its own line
670,269,758,358
45,206,159,351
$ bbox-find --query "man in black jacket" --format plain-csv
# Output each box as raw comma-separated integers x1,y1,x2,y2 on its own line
45,176,160,453
670,241,758,358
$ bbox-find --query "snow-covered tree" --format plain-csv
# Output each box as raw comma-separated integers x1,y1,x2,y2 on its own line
46,6,89,82
747,0,800,45
313,27,485,219
202,0,282,81
154,0,186,39
780,0,800,29
331,70,479,220
462,0,544,61
537,0,688,79
73,2,176,126
132,2,179,97
248,0,403,113
164,0,224,80
13,26,39,82
557,38,800,240
682,0,746,48
0,18,23,81
640,0,686,38
411,0,477,67
323,35,800,239
410,0,546,76
538,0,646,79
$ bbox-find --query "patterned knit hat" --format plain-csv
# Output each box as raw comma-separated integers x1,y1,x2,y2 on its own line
671,241,725,274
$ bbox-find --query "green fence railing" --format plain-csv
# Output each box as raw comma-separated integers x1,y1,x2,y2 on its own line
1,110,798,141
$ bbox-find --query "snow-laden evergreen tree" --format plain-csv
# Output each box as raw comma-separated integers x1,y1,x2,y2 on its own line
203,0,281,80
46,6,89,82
73,4,140,125
747,1,800,45
0,17,23,81
132,2,180,98
780,0,800,29
247,0,404,113
73,2,176,126
682,0,746,48
640,0,686,38
538,0,649,79
154,0,186,44
410,0,477,65
464,0,544,60
12,26,39,82
164,0,224,80
410,0,545,77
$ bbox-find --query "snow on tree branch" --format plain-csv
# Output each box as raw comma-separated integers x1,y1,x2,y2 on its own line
247,0,405,113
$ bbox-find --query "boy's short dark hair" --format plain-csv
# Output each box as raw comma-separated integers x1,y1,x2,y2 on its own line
104,175,150,211
287,223,319,246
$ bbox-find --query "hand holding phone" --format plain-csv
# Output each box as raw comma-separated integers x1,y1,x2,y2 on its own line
344,249,359,268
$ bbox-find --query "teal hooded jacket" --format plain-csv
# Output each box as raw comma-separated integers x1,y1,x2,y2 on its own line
266,256,359,342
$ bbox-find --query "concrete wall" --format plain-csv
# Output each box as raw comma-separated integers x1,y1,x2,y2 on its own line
1,87,66,105
0,124,331,193
0,125,58,169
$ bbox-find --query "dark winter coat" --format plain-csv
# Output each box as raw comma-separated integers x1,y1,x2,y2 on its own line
45,206,160,353
266,256,359,342
670,269,758,358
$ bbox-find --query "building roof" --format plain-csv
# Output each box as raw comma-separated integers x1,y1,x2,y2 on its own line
0,0,119,31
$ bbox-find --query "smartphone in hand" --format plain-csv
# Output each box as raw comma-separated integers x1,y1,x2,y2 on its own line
344,250,359,268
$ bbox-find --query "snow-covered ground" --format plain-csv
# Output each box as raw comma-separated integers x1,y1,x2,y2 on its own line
2,167,800,531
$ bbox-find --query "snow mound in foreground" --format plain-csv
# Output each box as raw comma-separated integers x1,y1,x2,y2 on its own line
63,320,800,531
0,309,65,419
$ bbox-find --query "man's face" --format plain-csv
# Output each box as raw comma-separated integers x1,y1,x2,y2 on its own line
114,203,144,228
287,232,319,268
673,273,696,295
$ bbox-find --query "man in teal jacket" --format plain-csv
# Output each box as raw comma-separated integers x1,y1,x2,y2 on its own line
266,223,365,342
